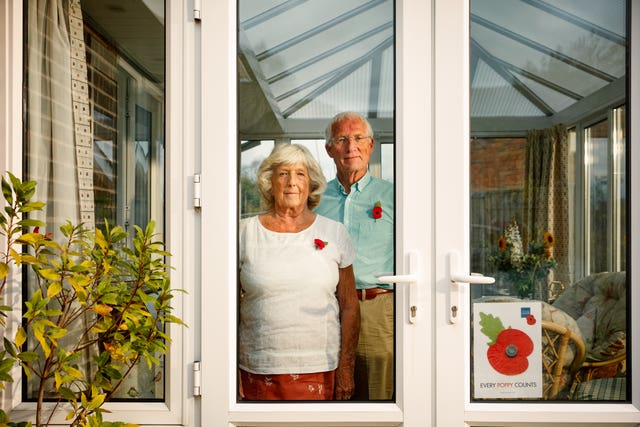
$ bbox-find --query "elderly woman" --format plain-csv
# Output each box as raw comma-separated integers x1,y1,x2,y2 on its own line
239,143,360,400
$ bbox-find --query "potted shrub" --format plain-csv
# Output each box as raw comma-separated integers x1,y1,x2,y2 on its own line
0,172,184,426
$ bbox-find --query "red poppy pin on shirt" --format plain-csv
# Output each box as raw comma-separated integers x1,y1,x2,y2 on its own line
314,238,328,250
372,201,382,220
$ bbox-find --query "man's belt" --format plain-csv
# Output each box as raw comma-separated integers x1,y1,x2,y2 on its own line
356,287,393,301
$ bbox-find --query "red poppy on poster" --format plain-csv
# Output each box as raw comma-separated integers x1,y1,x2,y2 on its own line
473,301,542,399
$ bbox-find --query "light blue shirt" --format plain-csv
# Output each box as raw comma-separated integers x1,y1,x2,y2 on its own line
315,172,394,290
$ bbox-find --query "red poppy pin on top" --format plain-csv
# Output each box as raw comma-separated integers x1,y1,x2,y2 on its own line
314,238,328,250
372,201,382,220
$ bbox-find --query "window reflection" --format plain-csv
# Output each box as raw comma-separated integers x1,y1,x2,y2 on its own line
23,0,166,401
470,0,628,402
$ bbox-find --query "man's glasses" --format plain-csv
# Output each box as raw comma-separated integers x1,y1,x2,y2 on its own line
331,135,371,146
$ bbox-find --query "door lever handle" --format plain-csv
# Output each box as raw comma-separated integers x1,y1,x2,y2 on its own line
377,251,420,323
447,251,494,324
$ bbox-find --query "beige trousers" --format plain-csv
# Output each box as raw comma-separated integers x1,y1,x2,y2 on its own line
353,292,394,400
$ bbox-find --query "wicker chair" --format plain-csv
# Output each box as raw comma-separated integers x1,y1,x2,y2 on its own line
551,272,627,389
541,320,585,399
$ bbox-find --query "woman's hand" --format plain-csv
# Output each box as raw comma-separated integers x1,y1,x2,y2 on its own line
334,363,355,400
335,265,360,400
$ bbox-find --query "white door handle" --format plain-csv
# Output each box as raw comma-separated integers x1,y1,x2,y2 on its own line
447,251,494,324
377,251,420,323
450,272,495,285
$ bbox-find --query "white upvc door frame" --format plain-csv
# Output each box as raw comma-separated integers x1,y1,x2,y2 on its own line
199,0,434,425
433,0,640,425
0,0,192,424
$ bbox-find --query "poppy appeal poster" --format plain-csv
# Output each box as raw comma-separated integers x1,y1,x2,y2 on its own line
473,301,542,398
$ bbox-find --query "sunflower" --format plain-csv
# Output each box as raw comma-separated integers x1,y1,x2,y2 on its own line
543,231,555,247
497,235,506,252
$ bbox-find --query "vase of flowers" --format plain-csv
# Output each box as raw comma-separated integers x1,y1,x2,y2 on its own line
489,220,556,299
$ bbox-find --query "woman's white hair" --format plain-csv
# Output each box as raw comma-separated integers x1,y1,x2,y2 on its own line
257,144,327,211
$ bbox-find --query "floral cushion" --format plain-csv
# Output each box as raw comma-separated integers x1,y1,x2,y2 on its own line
552,272,626,362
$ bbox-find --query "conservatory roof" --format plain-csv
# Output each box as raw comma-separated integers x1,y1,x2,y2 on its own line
237,0,627,134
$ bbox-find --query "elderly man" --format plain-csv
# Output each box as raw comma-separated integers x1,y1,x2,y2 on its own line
315,111,394,400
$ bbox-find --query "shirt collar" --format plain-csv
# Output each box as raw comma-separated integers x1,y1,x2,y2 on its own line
337,171,372,195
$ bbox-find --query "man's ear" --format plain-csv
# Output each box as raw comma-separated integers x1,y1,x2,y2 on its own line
325,144,335,158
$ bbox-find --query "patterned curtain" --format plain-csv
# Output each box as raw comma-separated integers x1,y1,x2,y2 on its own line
25,0,95,399
523,124,570,299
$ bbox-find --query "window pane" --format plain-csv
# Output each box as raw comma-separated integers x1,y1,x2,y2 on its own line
237,0,395,402
292,140,337,182
470,0,628,402
23,0,166,401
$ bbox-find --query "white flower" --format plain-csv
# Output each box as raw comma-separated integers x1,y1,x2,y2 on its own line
505,221,523,269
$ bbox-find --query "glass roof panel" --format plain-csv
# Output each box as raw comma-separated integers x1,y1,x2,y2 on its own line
471,60,545,117
472,24,614,99
238,0,626,130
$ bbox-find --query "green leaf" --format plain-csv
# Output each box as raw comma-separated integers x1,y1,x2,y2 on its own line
478,312,506,345
1,176,12,205
16,351,39,362
18,201,45,213
0,357,15,372
59,386,78,401
84,393,106,411
16,218,44,227
3,338,17,357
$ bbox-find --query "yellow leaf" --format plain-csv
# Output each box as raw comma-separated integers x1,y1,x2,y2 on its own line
91,304,113,316
15,327,27,347
66,366,84,379
54,371,62,390
85,393,105,411
47,282,62,298
0,263,8,280
38,268,61,281
9,248,21,266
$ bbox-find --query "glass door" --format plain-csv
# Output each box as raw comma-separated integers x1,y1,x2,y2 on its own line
434,0,640,424
200,0,434,425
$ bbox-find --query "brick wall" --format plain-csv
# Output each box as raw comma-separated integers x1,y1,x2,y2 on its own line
470,137,526,192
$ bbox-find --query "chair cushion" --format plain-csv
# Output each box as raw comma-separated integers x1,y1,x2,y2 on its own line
572,377,626,400
553,272,626,362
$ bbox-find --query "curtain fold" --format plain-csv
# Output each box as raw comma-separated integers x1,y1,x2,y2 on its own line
523,124,570,300
27,0,79,236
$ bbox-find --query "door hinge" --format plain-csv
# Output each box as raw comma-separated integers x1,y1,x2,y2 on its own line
193,0,202,21
193,361,202,396
193,174,202,209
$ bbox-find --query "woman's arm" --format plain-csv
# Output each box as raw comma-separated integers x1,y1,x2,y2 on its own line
334,264,360,400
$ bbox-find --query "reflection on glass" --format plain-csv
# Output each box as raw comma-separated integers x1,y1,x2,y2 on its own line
237,0,395,401
470,0,628,402
23,0,166,401
584,120,609,273
612,106,627,272
239,140,274,217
